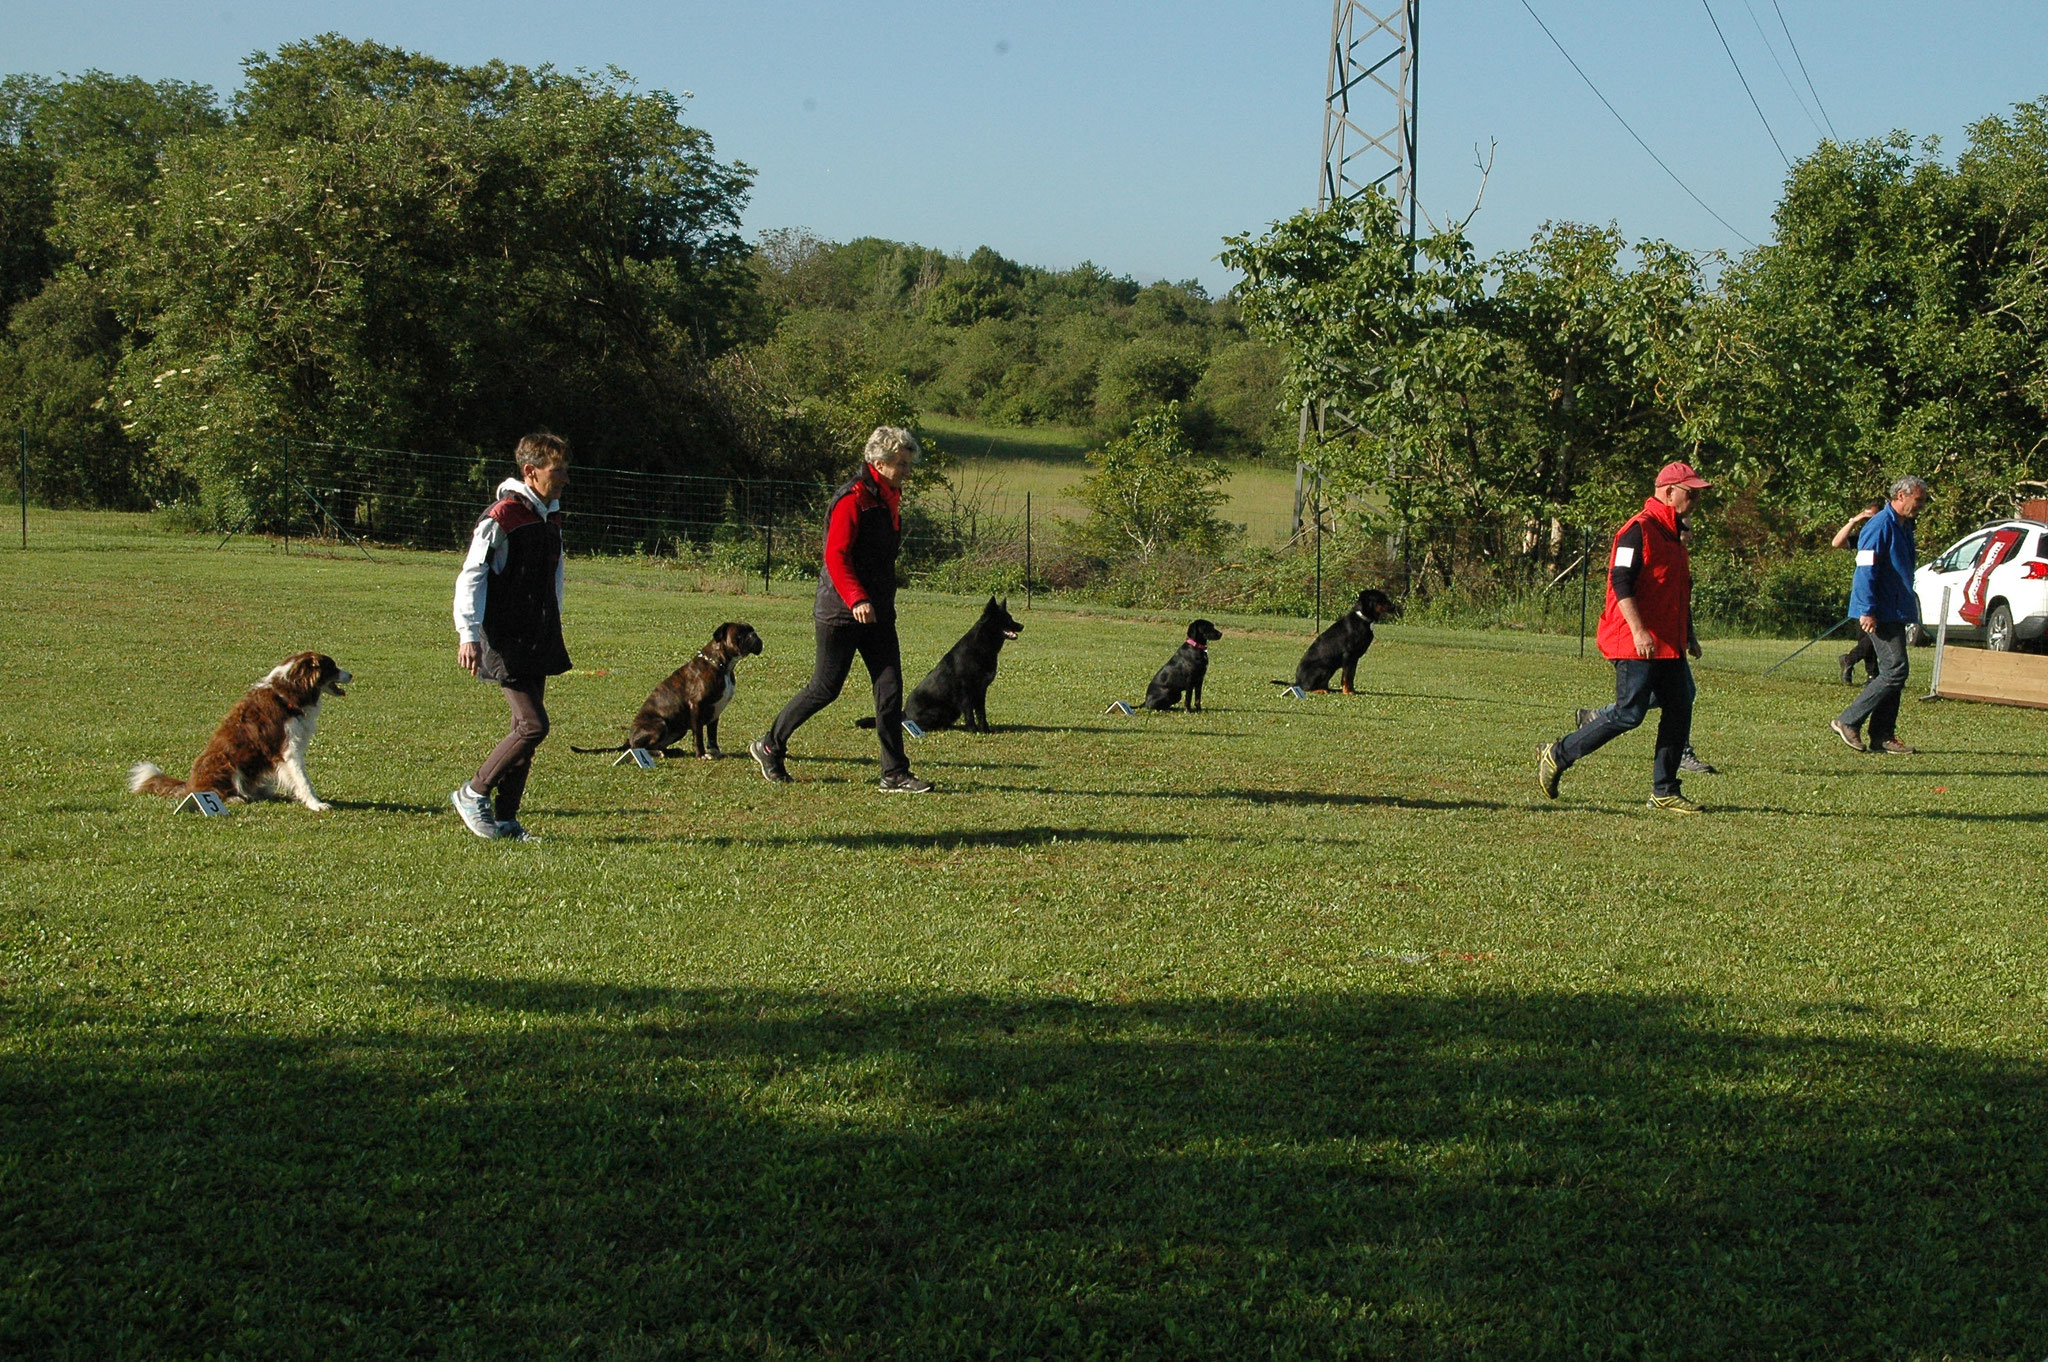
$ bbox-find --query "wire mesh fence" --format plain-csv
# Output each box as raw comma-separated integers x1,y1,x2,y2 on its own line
255,437,1045,588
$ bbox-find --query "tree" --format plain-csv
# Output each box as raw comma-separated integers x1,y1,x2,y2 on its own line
1068,402,1228,558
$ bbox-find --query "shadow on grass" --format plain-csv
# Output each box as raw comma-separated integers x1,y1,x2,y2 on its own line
697,825,1200,851
3,987,2041,1358
968,783,1515,813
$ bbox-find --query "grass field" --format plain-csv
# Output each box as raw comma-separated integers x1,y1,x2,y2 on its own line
4,510,2046,1359
920,413,1302,544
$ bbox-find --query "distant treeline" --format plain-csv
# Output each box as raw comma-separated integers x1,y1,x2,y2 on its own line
745,231,1286,458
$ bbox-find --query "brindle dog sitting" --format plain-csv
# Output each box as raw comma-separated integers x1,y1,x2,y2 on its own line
572,622,763,760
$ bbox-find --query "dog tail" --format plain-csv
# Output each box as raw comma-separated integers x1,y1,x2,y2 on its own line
853,716,878,729
1269,678,1296,686
128,761,187,798
569,742,631,754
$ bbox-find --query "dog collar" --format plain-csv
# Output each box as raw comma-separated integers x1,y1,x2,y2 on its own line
1185,638,1207,650
1352,607,1370,620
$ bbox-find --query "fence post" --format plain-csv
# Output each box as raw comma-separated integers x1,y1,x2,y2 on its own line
1019,491,1032,606
18,427,26,549
1313,491,1324,635
762,482,772,596
1578,526,1590,658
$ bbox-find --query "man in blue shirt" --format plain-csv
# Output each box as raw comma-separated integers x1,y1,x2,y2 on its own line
1831,475,1930,755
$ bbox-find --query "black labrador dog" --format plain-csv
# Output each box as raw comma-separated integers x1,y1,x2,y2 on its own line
1143,619,1223,712
1279,588,1401,694
860,597,1022,733
572,622,763,759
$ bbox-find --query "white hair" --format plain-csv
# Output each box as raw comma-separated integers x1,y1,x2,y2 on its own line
863,426,920,467
1890,475,1929,500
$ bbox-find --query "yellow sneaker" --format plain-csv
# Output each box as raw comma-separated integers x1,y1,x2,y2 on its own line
1646,794,1704,815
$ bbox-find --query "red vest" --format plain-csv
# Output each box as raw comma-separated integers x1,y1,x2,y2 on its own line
1594,496,1692,661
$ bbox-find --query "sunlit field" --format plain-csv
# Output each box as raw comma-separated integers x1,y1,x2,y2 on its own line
3,511,2044,1359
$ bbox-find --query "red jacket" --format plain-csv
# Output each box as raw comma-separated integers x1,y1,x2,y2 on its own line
1594,495,1693,661
821,465,902,615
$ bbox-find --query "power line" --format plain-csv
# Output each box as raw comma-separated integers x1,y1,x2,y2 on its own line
1517,0,1758,249
1771,0,1838,141
1740,0,1825,139
1700,0,1792,170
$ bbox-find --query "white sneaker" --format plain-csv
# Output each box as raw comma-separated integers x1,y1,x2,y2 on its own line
450,784,502,839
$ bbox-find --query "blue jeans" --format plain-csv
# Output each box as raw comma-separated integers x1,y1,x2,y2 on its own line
1555,658,1695,796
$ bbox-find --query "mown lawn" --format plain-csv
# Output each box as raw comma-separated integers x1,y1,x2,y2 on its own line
3,511,2045,1360
920,413,1302,544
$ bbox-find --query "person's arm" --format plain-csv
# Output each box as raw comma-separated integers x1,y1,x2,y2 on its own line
1846,514,1886,631
1831,505,1879,550
822,492,876,623
1608,521,1655,659
454,516,501,674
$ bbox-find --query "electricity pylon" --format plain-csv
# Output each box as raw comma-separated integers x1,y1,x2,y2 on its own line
1295,0,1419,537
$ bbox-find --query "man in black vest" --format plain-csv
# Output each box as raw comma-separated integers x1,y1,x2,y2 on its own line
752,426,933,793
452,433,573,839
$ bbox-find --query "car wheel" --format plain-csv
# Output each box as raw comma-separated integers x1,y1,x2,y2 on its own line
1985,601,2016,652
1905,622,1931,648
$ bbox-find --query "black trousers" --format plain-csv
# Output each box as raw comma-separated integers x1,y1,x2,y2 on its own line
1838,621,1910,745
767,619,908,777
473,676,548,819
1555,658,1695,796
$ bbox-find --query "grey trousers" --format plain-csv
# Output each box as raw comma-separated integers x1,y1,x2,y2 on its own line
1836,621,1909,745
473,676,548,818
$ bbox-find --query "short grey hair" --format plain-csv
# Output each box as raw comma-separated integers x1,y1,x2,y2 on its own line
863,426,920,468
1890,475,1930,500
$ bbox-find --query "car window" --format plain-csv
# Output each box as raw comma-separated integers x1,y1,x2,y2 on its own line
1935,533,1992,572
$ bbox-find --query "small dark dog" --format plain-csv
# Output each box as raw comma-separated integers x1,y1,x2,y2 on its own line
1277,587,1401,693
1143,619,1223,712
573,622,763,760
860,596,1022,733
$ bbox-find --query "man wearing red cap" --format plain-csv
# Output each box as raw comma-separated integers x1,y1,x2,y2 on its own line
1539,461,1712,813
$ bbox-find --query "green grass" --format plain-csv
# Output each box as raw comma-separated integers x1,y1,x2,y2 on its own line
4,510,2046,1359
921,413,1302,544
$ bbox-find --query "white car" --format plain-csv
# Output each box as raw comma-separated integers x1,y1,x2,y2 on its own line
1911,518,2048,651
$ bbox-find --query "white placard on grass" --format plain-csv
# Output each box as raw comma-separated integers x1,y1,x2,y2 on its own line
1282,685,1308,699
614,748,659,768
174,790,228,816
902,719,926,737
1104,700,1136,715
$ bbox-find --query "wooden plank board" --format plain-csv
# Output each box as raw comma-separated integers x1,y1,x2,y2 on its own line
1934,646,2048,709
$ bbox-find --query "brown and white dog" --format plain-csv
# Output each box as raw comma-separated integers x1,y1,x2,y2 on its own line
128,652,352,810
572,622,764,760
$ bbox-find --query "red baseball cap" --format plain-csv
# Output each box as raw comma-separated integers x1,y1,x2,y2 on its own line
1655,461,1713,490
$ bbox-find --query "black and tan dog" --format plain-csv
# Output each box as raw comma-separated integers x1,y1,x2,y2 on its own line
1276,587,1401,694
1143,619,1222,712
860,596,1021,733
573,622,763,760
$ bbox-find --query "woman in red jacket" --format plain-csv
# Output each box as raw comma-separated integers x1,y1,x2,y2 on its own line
751,427,933,793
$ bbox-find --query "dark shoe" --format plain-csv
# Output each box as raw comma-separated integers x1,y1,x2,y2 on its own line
1537,743,1562,800
1574,707,1597,729
749,738,791,783
1678,746,1717,775
879,772,934,794
1646,794,1705,815
1829,719,1866,753
495,818,540,843
1877,739,1918,755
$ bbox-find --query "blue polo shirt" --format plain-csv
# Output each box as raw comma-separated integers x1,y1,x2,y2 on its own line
1847,503,1917,623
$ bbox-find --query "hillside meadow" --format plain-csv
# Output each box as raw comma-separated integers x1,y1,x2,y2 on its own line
2,511,2044,1359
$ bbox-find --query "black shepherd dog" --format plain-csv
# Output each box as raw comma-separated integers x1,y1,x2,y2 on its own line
1276,588,1401,694
860,597,1022,733
1144,619,1223,712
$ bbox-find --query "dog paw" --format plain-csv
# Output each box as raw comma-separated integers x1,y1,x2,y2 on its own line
701,750,722,761
305,800,333,812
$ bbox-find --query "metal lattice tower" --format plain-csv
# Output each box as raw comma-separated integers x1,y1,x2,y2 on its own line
1295,0,1420,544
1317,0,1419,223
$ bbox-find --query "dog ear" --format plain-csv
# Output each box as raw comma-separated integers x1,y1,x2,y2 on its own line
291,653,321,683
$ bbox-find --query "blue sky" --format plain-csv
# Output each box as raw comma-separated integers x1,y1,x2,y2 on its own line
10,2,2048,291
